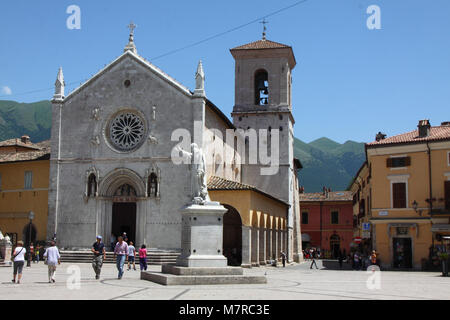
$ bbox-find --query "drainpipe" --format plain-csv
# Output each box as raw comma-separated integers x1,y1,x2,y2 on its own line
319,201,323,250
427,142,434,248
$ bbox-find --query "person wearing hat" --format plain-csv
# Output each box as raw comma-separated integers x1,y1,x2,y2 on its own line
91,235,106,280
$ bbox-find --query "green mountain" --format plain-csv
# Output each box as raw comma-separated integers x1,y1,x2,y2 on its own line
0,100,365,193
295,137,365,193
0,100,52,143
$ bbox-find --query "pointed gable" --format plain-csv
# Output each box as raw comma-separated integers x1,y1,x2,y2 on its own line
64,50,193,103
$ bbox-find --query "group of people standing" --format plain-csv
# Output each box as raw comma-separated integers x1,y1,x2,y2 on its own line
11,240,61,284
352,250,379,270
92,233,149,280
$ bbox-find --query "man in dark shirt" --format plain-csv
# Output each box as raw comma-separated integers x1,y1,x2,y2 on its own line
92,235,106,280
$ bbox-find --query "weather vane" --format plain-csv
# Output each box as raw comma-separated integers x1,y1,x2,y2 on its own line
260,18,268,40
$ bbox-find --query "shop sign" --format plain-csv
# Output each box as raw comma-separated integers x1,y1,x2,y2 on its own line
379,211,388,216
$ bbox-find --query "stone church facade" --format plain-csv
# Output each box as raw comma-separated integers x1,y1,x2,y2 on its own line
47,30,303,264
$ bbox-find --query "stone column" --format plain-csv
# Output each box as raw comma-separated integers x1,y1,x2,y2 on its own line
259,227,266,265
266,229,272,264
280,230,284,254
272,229,278,261
251,227,259,266
241,226,252,268
278,229,282,257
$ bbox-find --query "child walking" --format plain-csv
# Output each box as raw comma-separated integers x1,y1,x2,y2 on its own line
139,244,147,271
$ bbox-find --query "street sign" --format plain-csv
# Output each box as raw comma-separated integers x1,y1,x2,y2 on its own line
362,223,371,231
353,237,362,244
362,231,371,239
379,211,388,216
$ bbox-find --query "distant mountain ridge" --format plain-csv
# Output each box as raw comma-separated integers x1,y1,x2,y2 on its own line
294,137,365,193
0,100,366,192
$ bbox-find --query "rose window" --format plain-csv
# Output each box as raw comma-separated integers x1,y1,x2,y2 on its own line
109,112,145,151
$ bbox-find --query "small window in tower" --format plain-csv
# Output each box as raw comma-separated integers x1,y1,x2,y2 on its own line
254,69,269,106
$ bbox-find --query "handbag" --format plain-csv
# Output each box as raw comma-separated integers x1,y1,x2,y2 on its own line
11,247,24,262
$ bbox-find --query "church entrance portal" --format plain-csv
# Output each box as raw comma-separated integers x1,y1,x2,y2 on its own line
112,203,136,244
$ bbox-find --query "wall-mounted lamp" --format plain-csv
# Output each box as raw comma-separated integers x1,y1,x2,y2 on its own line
412,200,422,216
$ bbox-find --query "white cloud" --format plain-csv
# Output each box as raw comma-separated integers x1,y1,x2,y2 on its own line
1,86,12,95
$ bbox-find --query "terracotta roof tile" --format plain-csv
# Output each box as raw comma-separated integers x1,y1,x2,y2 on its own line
207,176,289,207
0,139,50,163
230,39,291,50
367,126,450,147
207,176,254,190
299,191,353,202
0,138,41,150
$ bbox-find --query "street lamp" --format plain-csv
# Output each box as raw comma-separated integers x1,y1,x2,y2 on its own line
26,211,34,267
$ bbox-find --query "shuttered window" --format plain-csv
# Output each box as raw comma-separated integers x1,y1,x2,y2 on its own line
331,211,339,224
301,212,309,225
387,157,411,168
393,182,407,208
24,171,33,190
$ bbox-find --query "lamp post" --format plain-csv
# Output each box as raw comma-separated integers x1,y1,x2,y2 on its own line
26,211,34,267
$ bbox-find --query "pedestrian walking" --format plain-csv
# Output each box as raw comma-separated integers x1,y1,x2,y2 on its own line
114,236,128,279
280,251,287,267
110,233,116,252
127,241,136,271
310,249,318,269
139,244,148,271
11,241,26,284
28,242,34,267
353,252,360,270
91,235,106,280
338,250,344,269
370,250,378,266
43,241,61,283
35,245,40,264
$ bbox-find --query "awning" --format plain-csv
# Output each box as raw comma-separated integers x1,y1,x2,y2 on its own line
301,233,310,242
432,224,450,232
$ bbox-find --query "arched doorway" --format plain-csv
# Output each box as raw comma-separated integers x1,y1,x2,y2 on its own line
222,204,242,266
22,223,37,247
111,184,137,244
330,234,340,258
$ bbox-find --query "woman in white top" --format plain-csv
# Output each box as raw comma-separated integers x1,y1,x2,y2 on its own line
12,240,26,284
43,241,61,283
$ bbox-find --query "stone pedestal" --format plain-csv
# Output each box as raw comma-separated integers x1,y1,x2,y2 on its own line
141,202,266,285
176,202,228,267
0,239,12,266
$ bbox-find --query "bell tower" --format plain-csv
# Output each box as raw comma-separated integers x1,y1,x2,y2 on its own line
230,36,296,197
230,36,297,257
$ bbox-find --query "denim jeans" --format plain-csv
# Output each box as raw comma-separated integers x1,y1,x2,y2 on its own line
116,255,126,278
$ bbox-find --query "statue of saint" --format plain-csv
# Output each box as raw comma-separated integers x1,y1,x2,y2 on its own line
176,143,210,204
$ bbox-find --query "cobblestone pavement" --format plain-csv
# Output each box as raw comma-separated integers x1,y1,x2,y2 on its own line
1,260,449,300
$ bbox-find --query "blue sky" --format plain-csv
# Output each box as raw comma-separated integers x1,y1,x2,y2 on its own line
0,0,449,143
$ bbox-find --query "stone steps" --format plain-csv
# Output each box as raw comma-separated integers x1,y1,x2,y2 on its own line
59,250,180,265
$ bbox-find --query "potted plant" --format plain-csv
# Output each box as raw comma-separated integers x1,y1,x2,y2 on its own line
438,252,449,276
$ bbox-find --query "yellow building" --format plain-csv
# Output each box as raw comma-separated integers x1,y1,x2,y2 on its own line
353,120,450,270
0,136,50,246
350,161,371,244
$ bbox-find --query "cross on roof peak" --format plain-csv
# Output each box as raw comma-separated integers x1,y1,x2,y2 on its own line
260,18,268,40
127,21,137,35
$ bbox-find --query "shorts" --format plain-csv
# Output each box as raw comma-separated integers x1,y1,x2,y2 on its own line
128,256,135,262
13,261,25,275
